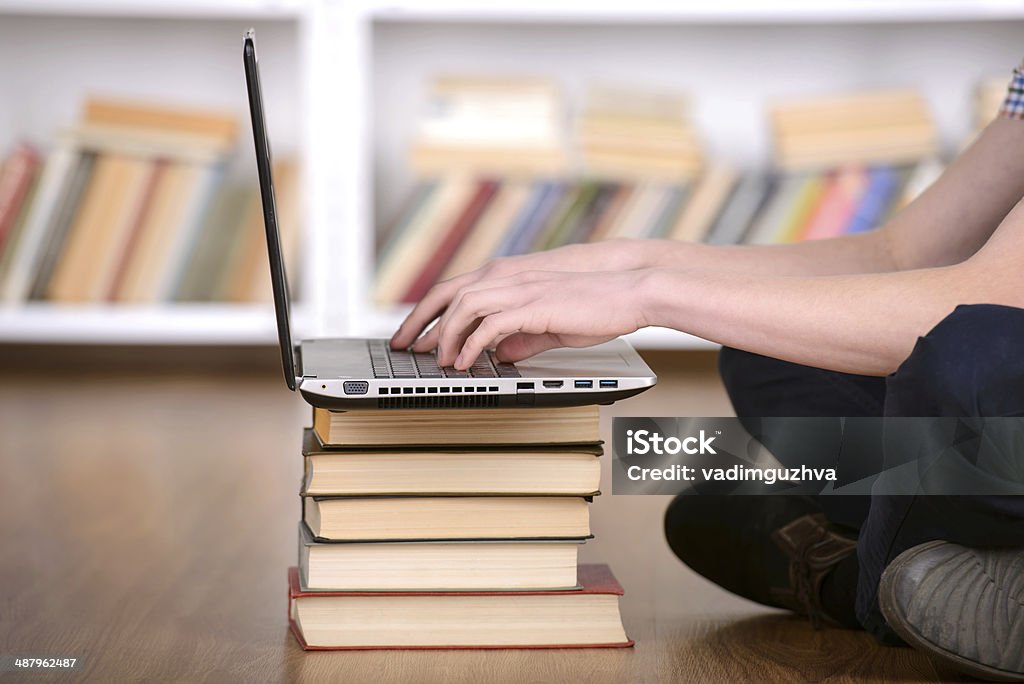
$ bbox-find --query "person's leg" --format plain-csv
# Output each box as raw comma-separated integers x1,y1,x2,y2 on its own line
856,304,1024,648
665,347,886,626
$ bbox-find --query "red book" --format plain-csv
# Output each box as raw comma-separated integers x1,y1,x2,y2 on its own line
288,563,633,650
400,179,499,303
0,143,41,255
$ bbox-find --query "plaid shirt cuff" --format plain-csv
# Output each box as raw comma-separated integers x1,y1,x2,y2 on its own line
1000,60,1024,120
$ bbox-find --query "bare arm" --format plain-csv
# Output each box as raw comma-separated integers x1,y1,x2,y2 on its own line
633,116,1024,277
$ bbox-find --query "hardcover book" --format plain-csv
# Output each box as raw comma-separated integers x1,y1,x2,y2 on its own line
288,563,632,650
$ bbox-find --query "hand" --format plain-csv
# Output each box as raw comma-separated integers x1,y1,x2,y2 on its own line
417,269,654,370
391,240,654,351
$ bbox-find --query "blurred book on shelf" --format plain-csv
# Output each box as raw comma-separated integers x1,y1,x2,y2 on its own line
768,88,938,172
0,97,300,306
577,86,704,180
410,76,568,176
375,79,714,306
374,82,956,307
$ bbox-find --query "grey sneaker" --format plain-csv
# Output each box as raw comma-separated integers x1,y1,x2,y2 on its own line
879,541,1024,682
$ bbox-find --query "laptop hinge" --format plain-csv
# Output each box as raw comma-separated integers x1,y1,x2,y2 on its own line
294,344,309,387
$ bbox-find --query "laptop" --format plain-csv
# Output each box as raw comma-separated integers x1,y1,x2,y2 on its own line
242,30,657,410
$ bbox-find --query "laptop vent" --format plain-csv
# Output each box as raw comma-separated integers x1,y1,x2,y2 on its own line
377,395,500,409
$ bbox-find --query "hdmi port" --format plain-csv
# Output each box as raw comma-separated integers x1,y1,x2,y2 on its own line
542,380,564,389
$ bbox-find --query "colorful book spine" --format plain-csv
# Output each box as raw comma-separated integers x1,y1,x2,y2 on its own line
501,182,565,257
844,166,900,234
774,173,828,244
799,165,869,241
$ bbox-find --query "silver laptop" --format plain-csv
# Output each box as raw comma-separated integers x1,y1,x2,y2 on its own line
242,30,657,410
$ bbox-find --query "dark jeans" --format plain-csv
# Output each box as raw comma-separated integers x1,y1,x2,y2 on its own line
718,304,1024,641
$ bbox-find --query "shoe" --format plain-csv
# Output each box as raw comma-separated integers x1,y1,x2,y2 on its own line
879,541,1024,682
665,495,858,627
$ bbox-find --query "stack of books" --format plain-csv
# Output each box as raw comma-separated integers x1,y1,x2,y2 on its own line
290,405,632,650
0,97,300,305
768,88,938,172
409,76,568,177
577,86,703,180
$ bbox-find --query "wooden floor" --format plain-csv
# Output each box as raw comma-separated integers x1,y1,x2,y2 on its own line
0,350,959,682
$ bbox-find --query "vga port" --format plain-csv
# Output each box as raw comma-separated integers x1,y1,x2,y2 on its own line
343,381,369,395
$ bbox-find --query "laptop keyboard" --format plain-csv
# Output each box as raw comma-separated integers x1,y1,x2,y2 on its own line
368,340,520,380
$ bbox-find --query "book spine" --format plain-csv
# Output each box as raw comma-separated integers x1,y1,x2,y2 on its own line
104,160,166,301
0,144,41,256
1,143,78,303
401,179,499,303
28,152,97,301
844,167,900,234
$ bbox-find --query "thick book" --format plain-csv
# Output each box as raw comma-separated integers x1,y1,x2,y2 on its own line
312,405,600,448
304,495,592,542
302,429,601,496
298,523,582,592
288,563,632,650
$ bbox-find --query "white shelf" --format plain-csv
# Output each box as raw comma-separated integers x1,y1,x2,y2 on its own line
0,304,310,345
3,2,1024,349
0,0,305,19
366,0,1024,24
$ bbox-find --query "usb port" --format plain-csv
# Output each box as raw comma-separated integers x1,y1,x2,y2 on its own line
599,380,618,388
574,380,593,389
542,380,563,389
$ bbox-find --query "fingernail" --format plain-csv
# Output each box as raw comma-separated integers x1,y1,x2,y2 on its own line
454,354,464,368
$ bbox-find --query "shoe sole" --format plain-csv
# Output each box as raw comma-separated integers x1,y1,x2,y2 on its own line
879,540,1024,683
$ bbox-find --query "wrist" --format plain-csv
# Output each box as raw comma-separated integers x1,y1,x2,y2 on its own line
602,239,678,270
635,267,681,329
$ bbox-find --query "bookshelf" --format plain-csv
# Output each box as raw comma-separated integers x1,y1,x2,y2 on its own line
2,1,1024,349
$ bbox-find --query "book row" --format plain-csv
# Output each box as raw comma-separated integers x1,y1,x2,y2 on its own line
375,159,944,305
0,99,299,305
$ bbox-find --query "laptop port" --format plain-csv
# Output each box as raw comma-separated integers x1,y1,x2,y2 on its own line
343,381,369,395
599,380,618,388
574,380,593,389
516,382,535,390
542,380,563,389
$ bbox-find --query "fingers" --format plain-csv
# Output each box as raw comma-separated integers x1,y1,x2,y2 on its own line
494,332,563,362
454,312,522,369
410,322,440,353
436,286,521,366
390,273,475,349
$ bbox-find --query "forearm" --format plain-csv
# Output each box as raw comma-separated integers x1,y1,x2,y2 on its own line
880,116,1024,270
640,260,1001,376
635,231,898,277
